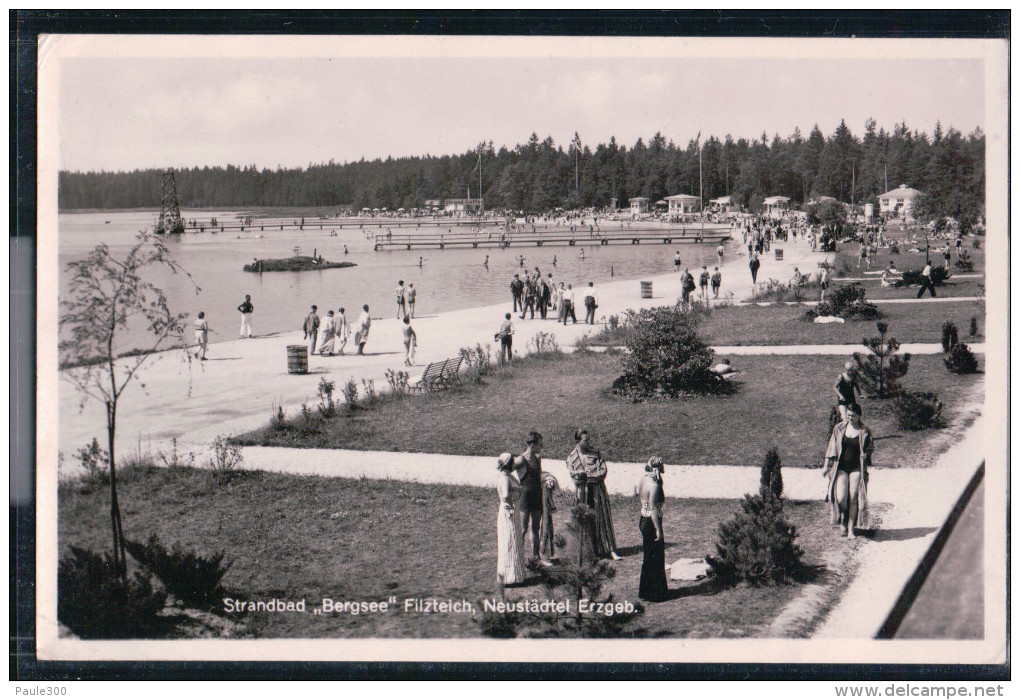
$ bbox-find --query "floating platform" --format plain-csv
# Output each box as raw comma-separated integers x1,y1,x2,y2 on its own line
372,225,732,250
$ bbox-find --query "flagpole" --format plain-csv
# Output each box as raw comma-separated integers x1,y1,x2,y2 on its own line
699,137,704,242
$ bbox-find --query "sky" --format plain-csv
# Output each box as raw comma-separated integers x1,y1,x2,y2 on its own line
51,37,990,172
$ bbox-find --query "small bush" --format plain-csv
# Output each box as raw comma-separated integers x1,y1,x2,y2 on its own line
972,239,981,250
157,437,194,470
854,321,910,398
270,403,287,431
75,438,109,487
125,534,231,607
969,317,979,337
612,306,724,399
707,449,803,586
889,243,900,255
361,378,377,404
58,546,168,639
944,342,979,374
940,321,959,353
207,435,244,479
607,314,620,330
894,391,944,431
954,257,974,271
807,283,880,321
385,368,409,393
342,377,359,410
706,494,803,586
898,265,951,287
317,378,337,418
526,332,559,355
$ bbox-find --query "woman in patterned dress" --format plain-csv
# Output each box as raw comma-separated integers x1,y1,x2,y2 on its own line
566,429,621,560
495,452,526,587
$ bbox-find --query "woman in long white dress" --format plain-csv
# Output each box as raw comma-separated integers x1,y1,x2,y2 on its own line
354,304,371,354
496,452,526,587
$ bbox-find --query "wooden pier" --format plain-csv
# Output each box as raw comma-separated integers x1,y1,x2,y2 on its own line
181,217,507,234
372,225,732,250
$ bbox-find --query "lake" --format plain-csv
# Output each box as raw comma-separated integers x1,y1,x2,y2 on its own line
58,210,736,352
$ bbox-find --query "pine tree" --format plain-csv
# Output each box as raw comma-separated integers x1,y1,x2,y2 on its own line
853,321,910,398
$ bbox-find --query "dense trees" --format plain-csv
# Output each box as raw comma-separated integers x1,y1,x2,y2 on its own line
59,119,985,224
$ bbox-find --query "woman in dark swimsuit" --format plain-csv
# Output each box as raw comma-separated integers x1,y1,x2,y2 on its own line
514,431,547,563
824,403,874,538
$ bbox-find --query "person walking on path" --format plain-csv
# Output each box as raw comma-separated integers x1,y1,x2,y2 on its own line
336,307,349,354
749,253,761,285
539,473,559,562
819,264,830,302
318,310,337,356
514,432,547,564
562,284,577,324
916,261,937,298
710,267,722,299
699,265,710,304
303,305,321,354
510,274,524,312
496,312,514,364
583,282,598,324
395,280,407,319
193,311,209,360
834,361,859,421
638,457,668,601
716,243,725,266
406,283,417,319
354,305,372,355
237,294,254,338
680,268,696,311
566,429,620,560
495,452,526,588
402,315,417,366
823,402,873,539
520,277,537,320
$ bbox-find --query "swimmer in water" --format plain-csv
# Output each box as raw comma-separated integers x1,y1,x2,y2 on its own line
579,249,585,260
344,245,349,255
552,255,557,266
419,256,424,267
483,255,489,266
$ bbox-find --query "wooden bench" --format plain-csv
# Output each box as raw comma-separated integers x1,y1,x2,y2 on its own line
408,356,464,393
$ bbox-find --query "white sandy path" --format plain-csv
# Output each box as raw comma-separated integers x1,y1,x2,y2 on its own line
56,231,828,458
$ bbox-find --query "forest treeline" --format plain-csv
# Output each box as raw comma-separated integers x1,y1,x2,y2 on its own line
59,118,984,227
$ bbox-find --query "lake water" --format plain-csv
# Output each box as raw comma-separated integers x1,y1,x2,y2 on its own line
58,210,737,352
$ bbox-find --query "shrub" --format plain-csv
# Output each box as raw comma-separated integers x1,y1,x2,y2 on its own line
157,437,195,470
612,307,722,399
361,378,377,404
607,314,620,330
317,378,337,418
385,368,409,393
969,317,979,337
706,454,803,586
889,243,900,255
954,257,974,271
940,321,960,353
58,546,168,639
853,321,910,398
898,265,951,287
807,283,880,321
525,332,559,355
270,403,287,431
75,438,110,487
972,239,981,249
894,391,944,431
944,342,979,374
124,534,231,607
207,435,244,480
342,377,359,410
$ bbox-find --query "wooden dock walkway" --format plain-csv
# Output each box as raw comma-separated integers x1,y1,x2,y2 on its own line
181,217,507,234
372,225,732,250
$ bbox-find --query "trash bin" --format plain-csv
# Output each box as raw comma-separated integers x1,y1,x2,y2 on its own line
774,248,784,261
640,281,653,299
287,345,309,374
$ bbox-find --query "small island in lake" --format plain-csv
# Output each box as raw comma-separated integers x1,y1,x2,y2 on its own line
243,256,357,272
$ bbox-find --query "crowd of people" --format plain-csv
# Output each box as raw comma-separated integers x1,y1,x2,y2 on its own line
508,268,601,326
495,429,673,603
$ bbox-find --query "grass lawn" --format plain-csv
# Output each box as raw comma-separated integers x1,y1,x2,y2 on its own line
696,301,986,346
59,467,848,639
235,352,982,470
